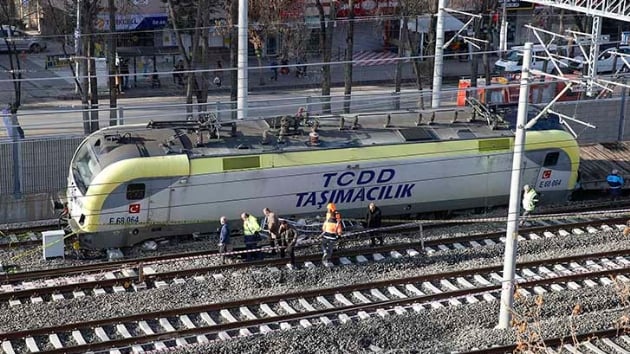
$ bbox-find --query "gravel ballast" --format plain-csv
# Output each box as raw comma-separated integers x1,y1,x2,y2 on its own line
1,227,630,352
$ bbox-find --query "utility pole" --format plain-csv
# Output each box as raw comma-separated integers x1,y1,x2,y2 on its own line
108,0,118,126
237,0,248,120
498,42,532,329
74,0,81,94
619,78,627,142
499,0,507,57
431,0,446,109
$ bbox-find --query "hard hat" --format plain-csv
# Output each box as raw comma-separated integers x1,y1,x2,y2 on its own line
327,203,336,211
523,184,530,191
613,169,619,174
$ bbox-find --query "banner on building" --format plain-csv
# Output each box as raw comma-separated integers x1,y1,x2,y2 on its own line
498,0,534,10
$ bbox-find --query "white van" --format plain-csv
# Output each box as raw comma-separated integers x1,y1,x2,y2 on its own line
494,44,558,74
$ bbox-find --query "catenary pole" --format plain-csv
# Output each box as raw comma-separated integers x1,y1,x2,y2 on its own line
431,0,446,109
497,42,532,329
237,0,248,120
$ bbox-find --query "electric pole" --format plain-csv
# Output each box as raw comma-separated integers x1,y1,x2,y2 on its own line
498,42,532,329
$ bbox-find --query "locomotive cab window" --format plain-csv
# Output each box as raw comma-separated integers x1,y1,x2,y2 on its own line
126,183,146,200
543,152,559,167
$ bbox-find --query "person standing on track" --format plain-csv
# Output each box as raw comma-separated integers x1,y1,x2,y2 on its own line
365,202,383,246
263,207,279,256
607,169,624,200
520,185,538,227
218,216,232,264
321,203,343,264
278,220,298,267
241,212,262,261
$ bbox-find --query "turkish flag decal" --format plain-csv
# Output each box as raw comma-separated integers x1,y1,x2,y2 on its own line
542,170,552,179
129,204,141,214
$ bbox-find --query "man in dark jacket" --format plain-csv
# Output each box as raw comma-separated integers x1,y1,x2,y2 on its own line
218,216,231,264
365,202,383,246
278,220,298,266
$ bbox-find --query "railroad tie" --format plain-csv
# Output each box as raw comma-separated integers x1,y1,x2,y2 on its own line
352,291,371,304
334,293,354,306
372,253,385,261
240,306,257,320
259,303,278,317
338,313,352,324
370,289,389,302
94,327,110,342
116,324,132,338
317,296,335,309
48,334,63,349
159,318,176,332
355,255,369,263
259,325,273,334
338,257,352,265
406,248,421,257
153,341,168,351
1,341,16,354
279,300,298,314
93,288,106,296
600,338,628,353
25,337,39,352
389,250,403,259
469,240,482,248
131,345,145,353
72,330,87,345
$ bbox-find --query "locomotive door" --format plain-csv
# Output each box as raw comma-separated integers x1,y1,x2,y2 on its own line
534,151,567,192
148,187,172,223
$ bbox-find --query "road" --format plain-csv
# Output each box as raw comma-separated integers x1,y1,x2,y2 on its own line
0,43,466,139
0,85,461,139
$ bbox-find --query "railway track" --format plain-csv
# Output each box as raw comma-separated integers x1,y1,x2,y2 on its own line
1,215,630,306
3,250,630,353
465,329,630,353
1,197,629,253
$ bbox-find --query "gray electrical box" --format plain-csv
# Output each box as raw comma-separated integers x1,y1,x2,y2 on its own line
42,230,65,259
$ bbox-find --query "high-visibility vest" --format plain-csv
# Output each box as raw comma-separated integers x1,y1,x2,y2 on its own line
243,215,261,235
322,217,342,236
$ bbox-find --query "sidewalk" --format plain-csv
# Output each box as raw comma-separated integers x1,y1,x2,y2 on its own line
9,44,477,104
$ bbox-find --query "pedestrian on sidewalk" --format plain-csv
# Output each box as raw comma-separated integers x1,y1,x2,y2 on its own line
174,59,185,86
270,58,278,81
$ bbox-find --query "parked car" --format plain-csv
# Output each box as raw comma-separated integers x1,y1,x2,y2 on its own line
494,44,564,74
567,45,630,73
0,25,47,53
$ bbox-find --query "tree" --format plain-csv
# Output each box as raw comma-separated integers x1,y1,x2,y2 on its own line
393,0,432,110
165,0,223,121
42,0,103,134
315,0,335,114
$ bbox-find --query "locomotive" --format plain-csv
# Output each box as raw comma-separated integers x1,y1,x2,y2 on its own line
65,111,579,249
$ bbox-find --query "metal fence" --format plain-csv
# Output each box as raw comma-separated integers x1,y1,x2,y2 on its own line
0,137,82,196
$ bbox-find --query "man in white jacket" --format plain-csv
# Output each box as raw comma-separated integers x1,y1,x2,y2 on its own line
520,185,538,227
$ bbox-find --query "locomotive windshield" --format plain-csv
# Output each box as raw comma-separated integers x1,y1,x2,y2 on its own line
72,143,101,194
